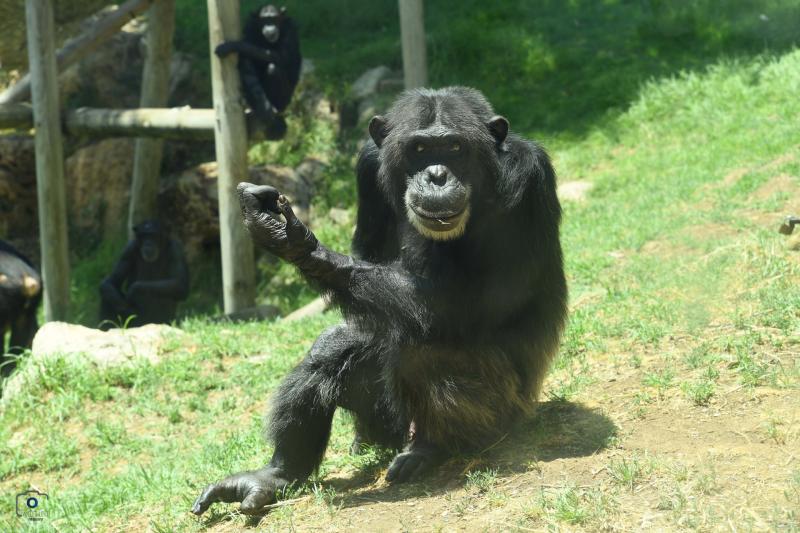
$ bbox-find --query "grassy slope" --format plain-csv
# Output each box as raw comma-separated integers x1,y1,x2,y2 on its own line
2,2,800,532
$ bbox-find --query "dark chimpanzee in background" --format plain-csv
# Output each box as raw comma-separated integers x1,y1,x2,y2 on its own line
192,87,568,516
215,4,302,141
99,220,189,330
0,240,42,378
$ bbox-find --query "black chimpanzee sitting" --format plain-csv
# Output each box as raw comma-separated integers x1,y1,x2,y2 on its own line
215,4,302,140
0,240,41,378
99,221,189,330
192,87,568,516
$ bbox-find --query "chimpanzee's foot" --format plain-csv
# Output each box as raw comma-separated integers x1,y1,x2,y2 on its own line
386,444,444,483
191,467,290,516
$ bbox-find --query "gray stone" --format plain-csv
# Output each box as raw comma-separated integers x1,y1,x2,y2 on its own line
559,180,594,202
283,297,328,322
1,322,184,403
351,66,392,100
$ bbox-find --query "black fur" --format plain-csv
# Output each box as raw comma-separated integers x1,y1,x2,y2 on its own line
215,4,302,140
99,221,189,330
192,87,567,516
0,240,41,378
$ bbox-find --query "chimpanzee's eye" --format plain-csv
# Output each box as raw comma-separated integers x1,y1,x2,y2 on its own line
416,143,425,152
451,142,461,151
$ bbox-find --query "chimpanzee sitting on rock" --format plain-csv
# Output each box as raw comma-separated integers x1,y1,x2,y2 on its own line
214,4,302,140
99,221,189,330
0,240,41,378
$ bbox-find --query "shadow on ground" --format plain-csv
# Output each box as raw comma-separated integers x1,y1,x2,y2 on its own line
322,401,616,509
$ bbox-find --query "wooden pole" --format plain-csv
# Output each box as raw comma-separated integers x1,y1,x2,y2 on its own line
207,0,255,313
65,107,215,138
128,0,176,235
398,0,428,89
0,0,154,105
0,105,216,139
26,0,70,321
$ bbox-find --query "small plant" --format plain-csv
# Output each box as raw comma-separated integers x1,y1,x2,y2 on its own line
465,468,498,493
607,455,652,490
681,380,715,406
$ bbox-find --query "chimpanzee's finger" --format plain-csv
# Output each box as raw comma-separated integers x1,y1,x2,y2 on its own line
191,482,238,516
238,183,282,215
239,488,275,515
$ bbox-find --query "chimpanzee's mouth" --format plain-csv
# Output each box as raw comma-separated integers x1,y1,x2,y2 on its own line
410,205,466,230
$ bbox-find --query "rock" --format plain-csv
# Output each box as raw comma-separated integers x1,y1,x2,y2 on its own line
295,157,327,186
559,180,594,202
215,304,281,323
0,136,38,262
65,138,136,244
283,297,328,322
158,161,315,263
351,66,393,100
328,207,351,226
1,322,184,403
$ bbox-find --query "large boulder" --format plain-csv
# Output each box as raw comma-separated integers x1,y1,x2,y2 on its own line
1,322,185,403
158,159,318,263
65,138,136,244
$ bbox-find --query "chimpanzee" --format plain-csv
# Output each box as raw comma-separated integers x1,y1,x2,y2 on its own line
215,4,302,140
192,87,568,515
99,220,189,330
0,240,41,378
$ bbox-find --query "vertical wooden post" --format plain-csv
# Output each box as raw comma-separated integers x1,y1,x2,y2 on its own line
26,0,70,321
128,0,176,235
207,0,255,313
398,0,428,89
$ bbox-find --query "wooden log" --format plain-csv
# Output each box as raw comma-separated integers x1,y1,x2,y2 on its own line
207,0,256,313
398,0,428,89
0,0,154,105
128,0,176,234
0,103,34,129
65,107,215,138
0,105,216,138
26,0,70,321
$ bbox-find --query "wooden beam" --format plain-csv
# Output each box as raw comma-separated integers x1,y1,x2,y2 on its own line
128,0,176,234
26,0,70,321
0,105,216,139
0,103,34,129
0,0,154,105
207,0,256,313
398,0,428,89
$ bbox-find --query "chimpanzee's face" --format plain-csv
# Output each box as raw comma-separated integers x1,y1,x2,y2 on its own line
369,92,508,241
139,235,160,263
259,5,283,43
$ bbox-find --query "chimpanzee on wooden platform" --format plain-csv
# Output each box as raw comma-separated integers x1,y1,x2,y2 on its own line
99,221,189,330
215,4,302,140
0,240,42,378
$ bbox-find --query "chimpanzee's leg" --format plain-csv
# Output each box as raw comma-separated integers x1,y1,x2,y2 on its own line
239,60,275,123
192,322,395,516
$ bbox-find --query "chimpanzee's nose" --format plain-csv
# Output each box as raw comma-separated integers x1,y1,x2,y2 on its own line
426,165,448,187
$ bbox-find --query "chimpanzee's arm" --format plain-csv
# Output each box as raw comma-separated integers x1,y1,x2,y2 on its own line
127,241,189,300
239,183,428,334
215,41,276,64
100,243,136,311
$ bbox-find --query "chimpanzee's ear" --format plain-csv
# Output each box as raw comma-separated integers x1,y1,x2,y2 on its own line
369,115,389,148
280,6,287,14
487,115,509,144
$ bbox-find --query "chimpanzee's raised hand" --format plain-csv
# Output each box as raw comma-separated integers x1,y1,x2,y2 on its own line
191,467,290,516
238,182,318,262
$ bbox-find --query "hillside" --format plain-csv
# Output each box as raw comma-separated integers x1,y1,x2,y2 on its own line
1,1,800,531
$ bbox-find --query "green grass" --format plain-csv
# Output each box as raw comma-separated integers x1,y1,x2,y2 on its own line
3,2,800,531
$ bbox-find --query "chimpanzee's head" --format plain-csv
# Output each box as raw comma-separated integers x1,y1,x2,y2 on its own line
369,87,508,241
133,220,165,263
258,4,287,43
